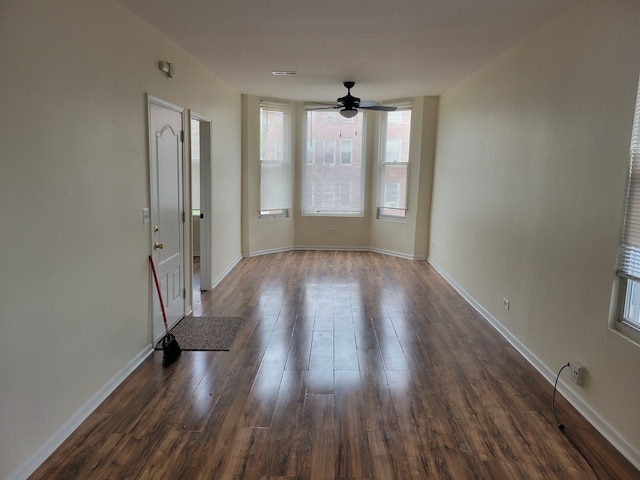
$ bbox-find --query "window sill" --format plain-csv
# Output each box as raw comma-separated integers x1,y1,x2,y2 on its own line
301,212,364,218
259,209,289,219
608,322,640,348
377,215,407,222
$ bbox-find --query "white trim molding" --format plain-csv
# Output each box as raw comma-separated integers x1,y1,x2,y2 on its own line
245,246,294,257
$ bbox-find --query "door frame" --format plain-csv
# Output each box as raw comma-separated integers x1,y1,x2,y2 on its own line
190,110,212,291
147,94,190,342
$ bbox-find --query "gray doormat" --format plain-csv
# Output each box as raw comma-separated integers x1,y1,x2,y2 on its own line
154,316,243,351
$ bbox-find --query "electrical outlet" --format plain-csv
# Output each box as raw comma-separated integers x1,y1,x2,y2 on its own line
327,227,336,234
571,361,585,386
503,298,510,310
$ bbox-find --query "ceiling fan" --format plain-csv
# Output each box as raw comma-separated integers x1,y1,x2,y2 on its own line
309,81,397,118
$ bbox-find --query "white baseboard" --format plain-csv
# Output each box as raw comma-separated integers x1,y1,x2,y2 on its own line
8,346,154,480
427,257,640,471
293,245,370,252
369,247,428,260
244,246,293,257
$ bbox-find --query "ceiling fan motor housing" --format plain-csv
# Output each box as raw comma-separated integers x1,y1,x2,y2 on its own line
338,95,360,109
338,81,360,109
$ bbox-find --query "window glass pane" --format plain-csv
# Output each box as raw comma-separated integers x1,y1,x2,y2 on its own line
379,108,411,213
388,111,404,124
386,140,401,163
623,278,640,329
339,183,351,206
302,111,365,216
382,164,407,209
341,139,353,164
385,110,411,163
260,105,290,212
384,182,400,207
323,139,336,164
306,140,314,163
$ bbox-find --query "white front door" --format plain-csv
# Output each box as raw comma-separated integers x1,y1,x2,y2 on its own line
148,96,186,343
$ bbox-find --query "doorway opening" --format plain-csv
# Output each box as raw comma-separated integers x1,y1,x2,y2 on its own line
190,112,212,314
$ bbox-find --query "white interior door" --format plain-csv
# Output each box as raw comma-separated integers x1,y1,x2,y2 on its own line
149,95,186,343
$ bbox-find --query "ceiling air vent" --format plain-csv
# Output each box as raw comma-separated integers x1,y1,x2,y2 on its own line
272,71,298,76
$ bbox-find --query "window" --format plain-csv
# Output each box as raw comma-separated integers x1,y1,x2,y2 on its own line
617,77,640,340
302,110,365,216
378,106,412,219
260,102,290,217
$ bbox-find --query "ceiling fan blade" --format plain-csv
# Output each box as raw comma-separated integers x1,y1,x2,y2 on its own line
359,105,397,112
305,104,341,110
358,100,381,108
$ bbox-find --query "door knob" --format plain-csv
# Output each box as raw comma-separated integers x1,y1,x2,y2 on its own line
154,242,164,250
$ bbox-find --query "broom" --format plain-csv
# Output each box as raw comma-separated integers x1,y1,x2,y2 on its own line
149,255,182,367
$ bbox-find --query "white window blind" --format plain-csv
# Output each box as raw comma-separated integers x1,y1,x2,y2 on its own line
260,102,290,215
302,110,365,216
618,78,640,279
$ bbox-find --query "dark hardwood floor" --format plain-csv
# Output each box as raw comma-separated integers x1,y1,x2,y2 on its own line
31,251,639,479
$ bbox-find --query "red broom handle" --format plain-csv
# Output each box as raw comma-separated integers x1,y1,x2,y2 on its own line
149,255,170,335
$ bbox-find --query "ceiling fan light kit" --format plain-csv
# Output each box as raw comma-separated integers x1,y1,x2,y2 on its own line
340,108,358,118
310,81,398,118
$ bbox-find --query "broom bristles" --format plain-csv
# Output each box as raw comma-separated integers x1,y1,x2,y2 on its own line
162,333,182,367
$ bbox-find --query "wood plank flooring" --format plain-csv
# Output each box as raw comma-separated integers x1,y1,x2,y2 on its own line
31,251,640,479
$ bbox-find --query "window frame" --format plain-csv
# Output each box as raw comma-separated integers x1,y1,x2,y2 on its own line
617,276,640,341
302,109,366,217
377,103,412,220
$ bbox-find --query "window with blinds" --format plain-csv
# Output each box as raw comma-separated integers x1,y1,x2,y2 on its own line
378,106,412,219
617,77,640,337
260,102,290,218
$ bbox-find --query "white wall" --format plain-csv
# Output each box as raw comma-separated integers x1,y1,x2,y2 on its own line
430,0,640,463
0,1,241,478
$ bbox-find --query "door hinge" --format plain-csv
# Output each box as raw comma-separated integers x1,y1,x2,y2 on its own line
183,288,186,299
181,130,185,142
182,211,186,223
